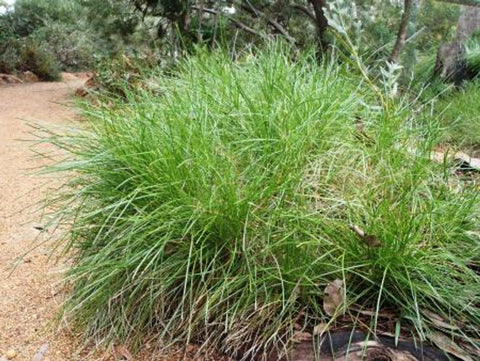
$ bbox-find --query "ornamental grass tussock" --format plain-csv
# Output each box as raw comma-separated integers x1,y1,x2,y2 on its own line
43,44,480,359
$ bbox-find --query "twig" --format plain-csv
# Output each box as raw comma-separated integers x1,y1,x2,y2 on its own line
390,0,414,63
239,2,297,43
192,6,267,39
291,3,316,22
267,18,296,43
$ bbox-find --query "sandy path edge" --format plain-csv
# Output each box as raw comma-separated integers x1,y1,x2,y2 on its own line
0,77,89,361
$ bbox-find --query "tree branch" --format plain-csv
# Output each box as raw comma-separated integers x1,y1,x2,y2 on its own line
241,0,261,17
290,3,316,22
267,18,296,43
390,0,414,63
238,1,296,43
308,0,329,50
191,6,267,39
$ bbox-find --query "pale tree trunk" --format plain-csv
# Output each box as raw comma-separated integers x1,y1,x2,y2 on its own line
197,0,204,42
404,0,420,78
432,2,480,85
390,0,414,63
434,42,468,84
456,5,480,41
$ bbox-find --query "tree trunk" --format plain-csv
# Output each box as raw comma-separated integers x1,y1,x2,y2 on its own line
390,0,414,63
434,41,468,85
308,0,329,51
404,0,421,78
456,5,480,41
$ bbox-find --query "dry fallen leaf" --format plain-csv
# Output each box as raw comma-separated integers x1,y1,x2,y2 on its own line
323,279,344,317
114,344,133,361
350,225,381,247
424,310,459,330
293,331,313,343
313,322,328,336
460,342,480,359
427,331,473,361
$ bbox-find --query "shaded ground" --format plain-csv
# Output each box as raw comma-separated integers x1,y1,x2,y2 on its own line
0,76,89,361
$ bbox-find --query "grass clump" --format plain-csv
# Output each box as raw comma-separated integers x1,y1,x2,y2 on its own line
47,45,480,358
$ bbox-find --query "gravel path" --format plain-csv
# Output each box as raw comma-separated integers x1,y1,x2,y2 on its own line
0,76,88,361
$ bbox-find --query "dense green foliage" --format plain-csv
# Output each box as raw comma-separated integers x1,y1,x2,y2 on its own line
0,0,98,79
45,46,480,358
0,0,471,80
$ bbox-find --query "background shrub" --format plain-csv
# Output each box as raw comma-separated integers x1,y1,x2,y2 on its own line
31,23,98,71
0,37,22,74
0,0,102,78
20,40,61,80
0,37,61,80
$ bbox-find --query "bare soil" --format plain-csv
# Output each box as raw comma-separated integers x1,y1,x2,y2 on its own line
0,75,90,361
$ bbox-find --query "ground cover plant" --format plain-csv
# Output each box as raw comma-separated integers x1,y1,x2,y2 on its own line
44,44,480,359
407,41,480,155
412,41,480,154
430,79,480,153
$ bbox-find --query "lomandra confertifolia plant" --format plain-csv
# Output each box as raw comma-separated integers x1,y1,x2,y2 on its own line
44,43,480,359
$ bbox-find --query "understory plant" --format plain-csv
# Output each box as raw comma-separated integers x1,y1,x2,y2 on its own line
430,79,480,153
43,43,480,359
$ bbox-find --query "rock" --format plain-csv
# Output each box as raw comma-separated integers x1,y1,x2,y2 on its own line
75,87,89,97
20,71,39,83
5,349,17,359
31,343,49,361
0,74,24,85
75,74,98,97
61,72,79,81
434,42,468,85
